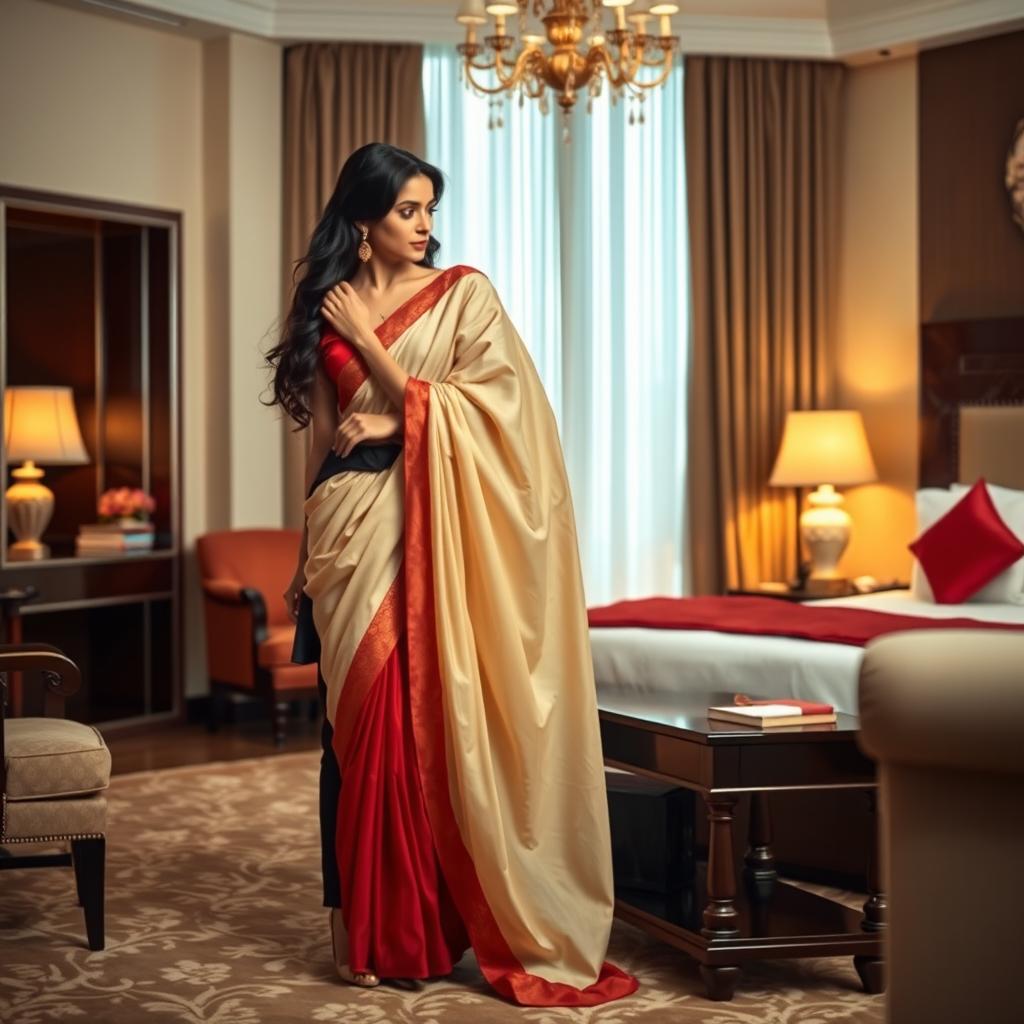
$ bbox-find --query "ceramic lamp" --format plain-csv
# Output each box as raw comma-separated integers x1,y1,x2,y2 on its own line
4,386,90,560
769,410,877,580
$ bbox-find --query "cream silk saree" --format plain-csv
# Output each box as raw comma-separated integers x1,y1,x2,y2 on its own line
302,264,636,1005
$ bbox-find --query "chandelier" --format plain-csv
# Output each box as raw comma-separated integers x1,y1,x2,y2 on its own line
454,1,680,141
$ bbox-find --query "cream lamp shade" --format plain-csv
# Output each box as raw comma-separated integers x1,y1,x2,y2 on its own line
456,0,487,22
769,410,877,580
4,385,90,561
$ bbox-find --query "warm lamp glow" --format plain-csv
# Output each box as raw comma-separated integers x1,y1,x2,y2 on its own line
5,386,90,465
769,410,877,488
769,410,877,581
4,386,90,561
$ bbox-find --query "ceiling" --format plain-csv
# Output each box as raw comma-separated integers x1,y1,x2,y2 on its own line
58,0,1024,62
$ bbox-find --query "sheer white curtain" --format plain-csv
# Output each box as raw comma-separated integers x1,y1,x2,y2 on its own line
424,48,688,605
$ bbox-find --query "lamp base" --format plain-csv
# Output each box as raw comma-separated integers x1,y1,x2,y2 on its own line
6,463,55,562
7,539,51,561
800,484,851,580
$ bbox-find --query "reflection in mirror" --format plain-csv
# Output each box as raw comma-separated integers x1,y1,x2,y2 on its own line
2,202,177,562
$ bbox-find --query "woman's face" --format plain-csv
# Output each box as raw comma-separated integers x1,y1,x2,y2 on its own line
360,173,437,265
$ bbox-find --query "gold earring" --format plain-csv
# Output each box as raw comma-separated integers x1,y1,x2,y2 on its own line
357,226,372,263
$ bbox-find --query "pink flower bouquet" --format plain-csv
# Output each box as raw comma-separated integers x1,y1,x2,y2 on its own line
98,487,157,523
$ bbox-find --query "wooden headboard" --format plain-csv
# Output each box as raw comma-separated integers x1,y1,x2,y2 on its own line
920,317,1024,488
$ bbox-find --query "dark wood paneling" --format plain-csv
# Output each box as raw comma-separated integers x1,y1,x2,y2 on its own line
919,317,1024,486
6,210,98,541
101,222,144,492
920,31,1024,322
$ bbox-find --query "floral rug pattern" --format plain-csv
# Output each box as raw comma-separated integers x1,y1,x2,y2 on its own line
0,752,883,1023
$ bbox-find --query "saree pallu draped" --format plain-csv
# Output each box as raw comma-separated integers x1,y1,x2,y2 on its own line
300,264,636,1005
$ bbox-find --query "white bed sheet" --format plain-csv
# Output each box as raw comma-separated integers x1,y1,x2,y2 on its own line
590,591,1024,715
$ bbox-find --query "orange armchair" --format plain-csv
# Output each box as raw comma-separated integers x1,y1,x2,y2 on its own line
196,528,318,745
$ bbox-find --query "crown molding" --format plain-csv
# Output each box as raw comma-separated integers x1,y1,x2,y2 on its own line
270,7,835,55
830,0,1024,58
675,14,832,59
64,0,1024,61
114,0,275,35
272,3,463,44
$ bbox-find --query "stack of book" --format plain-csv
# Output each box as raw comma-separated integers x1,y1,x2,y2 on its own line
75,521,155,556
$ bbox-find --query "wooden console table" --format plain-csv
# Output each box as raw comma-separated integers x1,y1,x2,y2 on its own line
598,692,886,1001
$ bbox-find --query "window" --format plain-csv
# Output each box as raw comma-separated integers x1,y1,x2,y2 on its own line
424,47,688,603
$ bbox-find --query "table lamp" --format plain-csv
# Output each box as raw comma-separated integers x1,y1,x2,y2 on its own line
4,386,90,561
769,410,877,581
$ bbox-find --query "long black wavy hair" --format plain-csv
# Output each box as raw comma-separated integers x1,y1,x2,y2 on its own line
263,142,445,429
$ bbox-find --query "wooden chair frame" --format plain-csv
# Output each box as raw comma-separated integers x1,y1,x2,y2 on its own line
0,643,105,950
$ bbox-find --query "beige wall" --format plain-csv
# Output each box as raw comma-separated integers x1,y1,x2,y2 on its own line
0,0,284,697
835,56,919,582
229,34,284,526
206,32,285,530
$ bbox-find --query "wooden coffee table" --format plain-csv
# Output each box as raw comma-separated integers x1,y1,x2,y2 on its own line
599,691,886,1001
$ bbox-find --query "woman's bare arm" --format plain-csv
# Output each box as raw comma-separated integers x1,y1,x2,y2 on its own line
350,330,409,410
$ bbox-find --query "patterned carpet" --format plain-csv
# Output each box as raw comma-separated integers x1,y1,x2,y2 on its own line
0,752,884,1023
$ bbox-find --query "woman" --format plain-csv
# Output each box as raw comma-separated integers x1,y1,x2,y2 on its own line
265,142,637,1006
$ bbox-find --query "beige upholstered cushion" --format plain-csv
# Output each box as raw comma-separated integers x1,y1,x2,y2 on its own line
4,718,112,800
859,630,1024,775
2,794,107,841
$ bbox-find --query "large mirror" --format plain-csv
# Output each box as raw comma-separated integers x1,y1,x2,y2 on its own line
0,186,182,727
1,189,180,563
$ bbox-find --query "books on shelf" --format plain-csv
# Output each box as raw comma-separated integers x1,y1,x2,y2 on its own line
79,521,154,534
707,703,837,728
75,521,155,555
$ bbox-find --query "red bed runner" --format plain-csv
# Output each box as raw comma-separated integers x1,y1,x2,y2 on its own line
587,596,1024,648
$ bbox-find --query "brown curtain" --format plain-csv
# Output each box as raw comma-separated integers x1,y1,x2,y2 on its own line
281,43,426,527
685,56,845,593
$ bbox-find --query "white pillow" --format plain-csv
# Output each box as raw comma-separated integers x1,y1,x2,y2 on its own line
954,481,1024,503
909,483,1024,604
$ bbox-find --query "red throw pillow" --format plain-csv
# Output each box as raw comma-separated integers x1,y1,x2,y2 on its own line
909,478,1024,603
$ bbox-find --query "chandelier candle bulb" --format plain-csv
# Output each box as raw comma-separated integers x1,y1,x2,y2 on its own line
628,10,652,35
603,0,634,31
457,0,486,44
649,1,678,35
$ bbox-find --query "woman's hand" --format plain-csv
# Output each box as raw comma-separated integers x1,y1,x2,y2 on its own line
321,282,374,344
332,412,401,457
284,564,305,624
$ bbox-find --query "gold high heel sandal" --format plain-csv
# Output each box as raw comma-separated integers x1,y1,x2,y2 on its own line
329,909,380,988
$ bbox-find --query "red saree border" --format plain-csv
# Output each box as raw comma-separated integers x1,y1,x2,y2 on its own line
336,264,480,411
330,575,402,763
403,376,638,1007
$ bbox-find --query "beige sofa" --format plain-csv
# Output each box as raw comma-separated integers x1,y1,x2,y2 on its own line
858,629,1024,1024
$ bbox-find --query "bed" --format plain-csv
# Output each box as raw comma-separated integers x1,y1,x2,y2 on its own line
595,316,1024,887
592,592,1024,715
590,316,1024,713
